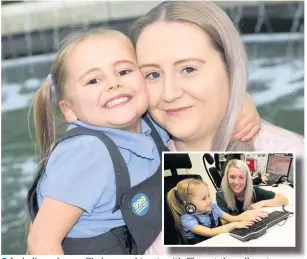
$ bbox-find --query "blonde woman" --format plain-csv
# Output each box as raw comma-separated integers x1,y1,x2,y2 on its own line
216,159,289,215
129,0,304,154
129,0,301,253
166,178,267,245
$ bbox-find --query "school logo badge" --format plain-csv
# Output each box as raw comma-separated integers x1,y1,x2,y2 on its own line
131,193,150,216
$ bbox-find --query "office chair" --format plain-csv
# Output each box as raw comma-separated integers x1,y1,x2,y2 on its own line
164,153,192,176
208,167,222,190
163,153,202,245
203,154,222,191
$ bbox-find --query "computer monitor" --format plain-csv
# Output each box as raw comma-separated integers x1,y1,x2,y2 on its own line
265,154,293,177
287,157,294,185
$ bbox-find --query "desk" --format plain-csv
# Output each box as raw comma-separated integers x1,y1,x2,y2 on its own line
197,184,295,247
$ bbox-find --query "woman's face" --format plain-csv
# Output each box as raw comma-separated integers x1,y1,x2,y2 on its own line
136,21,229,144
227,166,247,196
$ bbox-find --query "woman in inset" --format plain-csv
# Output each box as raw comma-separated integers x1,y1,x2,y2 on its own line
216,159,289,215
167,178,267,244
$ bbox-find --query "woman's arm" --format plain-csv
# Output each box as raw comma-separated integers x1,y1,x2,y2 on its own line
28,197,83,255
221,211,268,223
249,193,289,210
232,93,260,141
191,221,254,238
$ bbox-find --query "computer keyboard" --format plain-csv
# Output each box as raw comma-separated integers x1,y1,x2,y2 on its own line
267,173,283,185
229,211,291,242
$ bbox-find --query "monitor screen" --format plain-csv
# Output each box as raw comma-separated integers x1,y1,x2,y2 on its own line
287,158,294,185
266,154,292,177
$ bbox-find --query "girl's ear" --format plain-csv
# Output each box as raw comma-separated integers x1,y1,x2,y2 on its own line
58,100,77,123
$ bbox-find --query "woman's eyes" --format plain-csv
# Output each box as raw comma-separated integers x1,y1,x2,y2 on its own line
144,67,196,80
182,66,197,74
145,71,161,80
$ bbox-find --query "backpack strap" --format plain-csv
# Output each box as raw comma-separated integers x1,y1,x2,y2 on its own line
27,126,131,219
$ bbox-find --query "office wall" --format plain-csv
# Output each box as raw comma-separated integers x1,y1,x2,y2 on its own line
245,153,269,174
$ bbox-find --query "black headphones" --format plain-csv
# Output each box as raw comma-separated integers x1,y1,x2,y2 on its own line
184,179,197,214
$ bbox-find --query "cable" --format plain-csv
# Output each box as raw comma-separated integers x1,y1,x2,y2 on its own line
276,206,294,226
277,217,291,226
282,205,294,215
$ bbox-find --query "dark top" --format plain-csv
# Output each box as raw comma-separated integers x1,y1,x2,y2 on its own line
216,186,276,215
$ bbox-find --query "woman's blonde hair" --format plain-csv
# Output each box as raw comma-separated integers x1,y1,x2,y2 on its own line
167,178,208,242
129,0,255,151
221,159,254,212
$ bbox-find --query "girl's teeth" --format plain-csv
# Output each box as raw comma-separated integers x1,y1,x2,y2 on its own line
106,97,129,107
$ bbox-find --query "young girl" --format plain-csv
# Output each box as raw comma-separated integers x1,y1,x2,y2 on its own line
26,27,259,255
27,28,169,255
167,178,268,245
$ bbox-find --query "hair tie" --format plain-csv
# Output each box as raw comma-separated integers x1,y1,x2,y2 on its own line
174,186,178,191
45,74,54,86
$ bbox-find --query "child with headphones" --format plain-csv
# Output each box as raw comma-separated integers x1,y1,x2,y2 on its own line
167,178,268,244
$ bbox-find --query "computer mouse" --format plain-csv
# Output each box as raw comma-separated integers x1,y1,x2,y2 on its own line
272,183,279,187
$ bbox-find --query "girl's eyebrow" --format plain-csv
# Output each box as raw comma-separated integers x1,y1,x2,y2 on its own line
113,59,136,66
78,68,101,81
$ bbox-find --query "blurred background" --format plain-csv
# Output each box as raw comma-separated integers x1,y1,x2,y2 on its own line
1,0,304,254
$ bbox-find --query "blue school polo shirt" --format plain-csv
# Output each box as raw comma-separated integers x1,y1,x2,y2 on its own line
37,116,169,238
180,203,224,239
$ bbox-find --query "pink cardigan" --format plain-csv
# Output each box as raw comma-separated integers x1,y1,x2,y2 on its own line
168,121,304,156
145,121,303,254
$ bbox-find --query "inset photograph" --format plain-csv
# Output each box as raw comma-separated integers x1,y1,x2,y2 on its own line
163,152,295,247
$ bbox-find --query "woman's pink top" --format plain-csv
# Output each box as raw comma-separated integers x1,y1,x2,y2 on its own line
168,121,304,156
253,121,304,156
145,122,303,254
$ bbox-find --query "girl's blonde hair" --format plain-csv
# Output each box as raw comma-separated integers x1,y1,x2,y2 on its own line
221,159,254,212
30,27,133,166
167,178,208,242
129,0,255,151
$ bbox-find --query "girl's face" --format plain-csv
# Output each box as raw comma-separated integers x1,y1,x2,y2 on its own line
228,166,247,196
59,34,148,132
190,184,212,213
136,21,229,146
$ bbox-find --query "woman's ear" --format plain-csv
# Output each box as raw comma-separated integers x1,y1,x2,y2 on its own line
58,100,77,123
